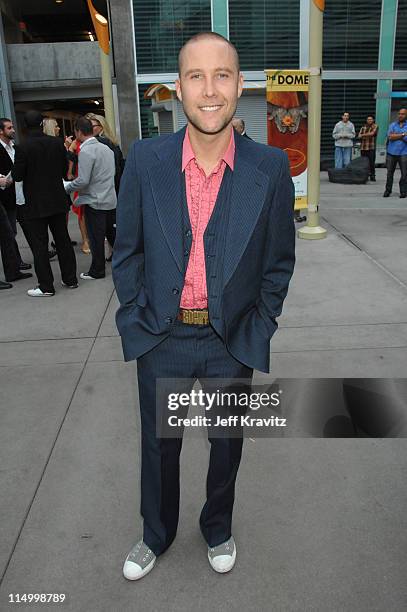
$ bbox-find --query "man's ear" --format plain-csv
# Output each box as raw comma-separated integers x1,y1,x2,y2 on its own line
237,72,244,99
175,78,182,103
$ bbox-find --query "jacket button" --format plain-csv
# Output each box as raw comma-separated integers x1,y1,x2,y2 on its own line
172,287,179,295
165,317,172,325
184,249,189,256
185,229,192,237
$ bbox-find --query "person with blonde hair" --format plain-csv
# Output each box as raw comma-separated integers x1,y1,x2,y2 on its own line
65,128,91,254
42,118,60,137
13,110,77,296
86,113,118,145
85,114,124,187
85,113,124,261
43,117,78,252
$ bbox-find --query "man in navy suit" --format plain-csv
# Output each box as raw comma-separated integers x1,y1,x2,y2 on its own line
113,32,295,580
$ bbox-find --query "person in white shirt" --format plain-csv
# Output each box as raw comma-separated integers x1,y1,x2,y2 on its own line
0,118,32,277
332,112,356,168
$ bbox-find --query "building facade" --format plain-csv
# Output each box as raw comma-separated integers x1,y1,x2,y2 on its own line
0,0,406,159
131,0,407,162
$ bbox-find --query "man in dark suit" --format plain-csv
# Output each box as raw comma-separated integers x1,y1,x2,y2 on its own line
232,117,251,139
113,32,295,580
12,111,77,296
0,117,32,272
0,180,31,287
0,182,21,288
0,117,31,281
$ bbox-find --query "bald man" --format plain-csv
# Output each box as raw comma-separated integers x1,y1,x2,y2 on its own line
113,32,295,579
232,117,251,139
384,108,407,198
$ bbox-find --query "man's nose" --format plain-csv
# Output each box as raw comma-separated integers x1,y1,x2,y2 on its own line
203,77,216,98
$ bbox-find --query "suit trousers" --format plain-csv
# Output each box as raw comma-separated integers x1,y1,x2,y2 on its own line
136,319,253,556
0,201,20,280
20,212,77,292
84,206,110,278
5,208,23,265
385,153,407,195
105,208,116,250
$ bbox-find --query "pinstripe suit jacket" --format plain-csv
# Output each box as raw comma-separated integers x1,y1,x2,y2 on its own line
112,127,295,373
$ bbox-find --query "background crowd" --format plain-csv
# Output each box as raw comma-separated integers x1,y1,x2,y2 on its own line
0,111,123,294
1,107,407,291
332,108,407,197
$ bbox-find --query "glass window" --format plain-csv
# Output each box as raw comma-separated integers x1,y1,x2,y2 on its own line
321,80,377,158
391,80,407,120
229,0,300,71
133,0,211,73
394,0,407,69
323,0,381,70
392,80,407,96
138,84,159,138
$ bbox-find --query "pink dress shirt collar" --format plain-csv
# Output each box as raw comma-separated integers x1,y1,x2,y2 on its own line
182,126,235,172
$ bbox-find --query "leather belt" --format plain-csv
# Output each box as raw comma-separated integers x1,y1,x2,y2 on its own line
177,308,209,325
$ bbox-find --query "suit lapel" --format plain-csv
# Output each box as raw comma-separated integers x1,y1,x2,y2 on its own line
147,128,272,284
223,139,270,288
147,129,186,275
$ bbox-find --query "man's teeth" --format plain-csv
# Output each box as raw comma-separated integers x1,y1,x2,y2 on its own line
201,106,221,111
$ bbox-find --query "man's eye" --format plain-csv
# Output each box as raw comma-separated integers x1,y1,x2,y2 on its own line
217,73,229,79
191,74,202,79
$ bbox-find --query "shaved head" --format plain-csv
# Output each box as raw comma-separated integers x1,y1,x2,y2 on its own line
178,32,240,75
232,118,245,134
175,31,243,138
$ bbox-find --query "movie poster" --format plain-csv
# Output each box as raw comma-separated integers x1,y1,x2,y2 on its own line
265,70,309,210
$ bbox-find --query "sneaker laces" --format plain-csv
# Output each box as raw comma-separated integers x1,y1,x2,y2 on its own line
210,538,233,555
128,541,153,564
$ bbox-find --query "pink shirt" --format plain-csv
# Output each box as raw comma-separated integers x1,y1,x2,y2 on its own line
180,128,235,309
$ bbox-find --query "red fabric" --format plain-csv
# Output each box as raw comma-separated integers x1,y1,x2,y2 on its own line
267,117,308,177
180,128,235,309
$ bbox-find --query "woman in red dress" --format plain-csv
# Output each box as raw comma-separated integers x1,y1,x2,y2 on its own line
66,137,90,254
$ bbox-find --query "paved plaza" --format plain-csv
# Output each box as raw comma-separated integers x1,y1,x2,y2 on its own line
1,169,407,611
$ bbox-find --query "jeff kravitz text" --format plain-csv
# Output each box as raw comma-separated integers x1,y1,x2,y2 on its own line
167,414,287,428
165,389,286,429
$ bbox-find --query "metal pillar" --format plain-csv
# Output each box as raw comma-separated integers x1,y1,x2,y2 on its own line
298,0,327,240
376,0,398,147
211,0,229,38
87,0,115,133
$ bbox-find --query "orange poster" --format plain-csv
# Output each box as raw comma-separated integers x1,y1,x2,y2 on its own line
265,70,309,210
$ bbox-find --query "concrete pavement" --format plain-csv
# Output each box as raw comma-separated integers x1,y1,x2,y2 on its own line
0,168,406,611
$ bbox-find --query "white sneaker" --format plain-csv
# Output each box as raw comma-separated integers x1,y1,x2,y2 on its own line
80,272,97,280
123,540,156,581
27,287,55,297
208,536,236,573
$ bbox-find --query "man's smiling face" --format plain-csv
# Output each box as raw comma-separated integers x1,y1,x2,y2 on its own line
175,38,243,136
